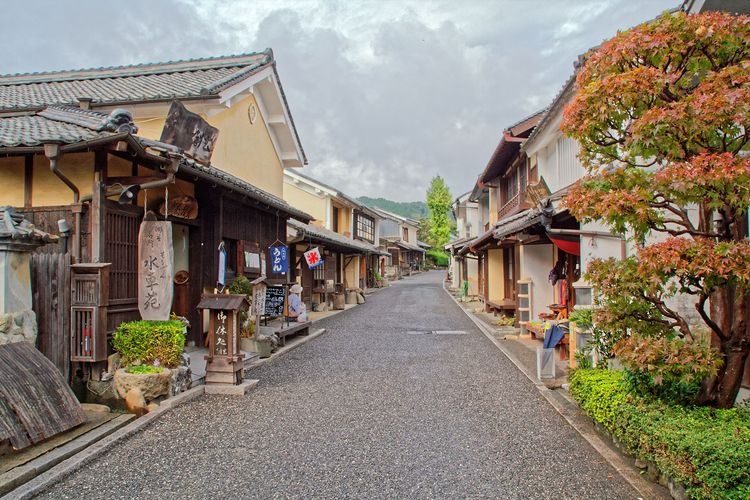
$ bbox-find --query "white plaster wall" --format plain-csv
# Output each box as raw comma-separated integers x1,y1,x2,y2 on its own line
579,221,623,278
520,244,555,321
466,258,479,296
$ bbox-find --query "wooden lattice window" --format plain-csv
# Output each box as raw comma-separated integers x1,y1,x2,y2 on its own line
354,212,375,243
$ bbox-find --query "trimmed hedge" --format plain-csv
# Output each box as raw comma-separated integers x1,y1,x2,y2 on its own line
113,320,186,368
570,369,750,499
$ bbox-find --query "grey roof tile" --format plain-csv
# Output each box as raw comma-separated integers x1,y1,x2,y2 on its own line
288,219,381,254
0,52,272,111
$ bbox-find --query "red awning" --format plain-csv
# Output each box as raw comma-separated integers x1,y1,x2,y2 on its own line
547,232,580,256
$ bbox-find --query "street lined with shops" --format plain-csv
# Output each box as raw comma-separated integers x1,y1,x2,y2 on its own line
36,272,640,499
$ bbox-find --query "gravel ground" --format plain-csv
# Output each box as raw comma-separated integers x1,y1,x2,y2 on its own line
36,271,638,499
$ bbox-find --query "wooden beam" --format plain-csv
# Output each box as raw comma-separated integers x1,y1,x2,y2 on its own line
24,154,33,208
91,150,108,262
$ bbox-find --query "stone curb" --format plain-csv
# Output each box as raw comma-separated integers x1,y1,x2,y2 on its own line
244,328,326,371
3,385,206,500
441,282,668,500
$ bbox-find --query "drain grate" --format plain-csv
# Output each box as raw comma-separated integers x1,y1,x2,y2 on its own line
406,330,469,335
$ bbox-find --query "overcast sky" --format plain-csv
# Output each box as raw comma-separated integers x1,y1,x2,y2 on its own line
1,0,676,202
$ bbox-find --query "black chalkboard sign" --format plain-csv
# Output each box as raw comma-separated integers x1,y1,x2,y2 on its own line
264,286,285,316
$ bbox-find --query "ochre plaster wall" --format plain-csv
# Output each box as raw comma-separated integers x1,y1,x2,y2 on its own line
32,153,93,206
0,157,25,207
487,248,505,302
283,182,326,224
344,255,360,289
134,94,284,198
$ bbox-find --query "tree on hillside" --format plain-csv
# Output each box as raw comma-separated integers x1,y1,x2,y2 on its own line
562,11,750,408
426,176,454,247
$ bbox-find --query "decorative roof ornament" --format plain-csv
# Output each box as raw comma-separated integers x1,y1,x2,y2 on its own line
102,109,138,134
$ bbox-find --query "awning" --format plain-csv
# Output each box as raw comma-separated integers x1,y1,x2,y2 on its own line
547,231,581,256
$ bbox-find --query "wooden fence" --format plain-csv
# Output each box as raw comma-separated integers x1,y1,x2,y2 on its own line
31,252,71,381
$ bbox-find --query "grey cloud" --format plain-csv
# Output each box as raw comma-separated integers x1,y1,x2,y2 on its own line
1,0,676,202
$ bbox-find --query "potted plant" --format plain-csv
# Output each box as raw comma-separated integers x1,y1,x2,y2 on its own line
111,319,186,402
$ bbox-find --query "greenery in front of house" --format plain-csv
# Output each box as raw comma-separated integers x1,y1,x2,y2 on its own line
229,276,254,337
425,248,449,267
569,369,750,498
124,364,164,375
113,320,186,368
494,315,515,327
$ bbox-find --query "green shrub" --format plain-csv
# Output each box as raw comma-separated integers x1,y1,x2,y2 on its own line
425,249,449,267
113,320,186,368
569,368,629,433
570,368,750,498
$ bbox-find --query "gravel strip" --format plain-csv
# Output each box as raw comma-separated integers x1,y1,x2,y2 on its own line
35,271,638,499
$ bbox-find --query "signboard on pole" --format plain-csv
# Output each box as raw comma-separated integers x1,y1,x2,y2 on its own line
138,221,174,320
304,247,324,269
160,100,219,165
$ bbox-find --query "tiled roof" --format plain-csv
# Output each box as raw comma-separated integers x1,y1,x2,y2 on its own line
382,236,424,253
0,51,272,111
493,208,542,240
288,219,382,254
0,105,137,147
175,158,312,223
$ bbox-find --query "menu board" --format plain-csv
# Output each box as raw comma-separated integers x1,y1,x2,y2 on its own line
264,286,285,316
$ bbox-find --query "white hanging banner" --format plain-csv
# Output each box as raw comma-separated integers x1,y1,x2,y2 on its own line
304,247,324,269
138,221,174,320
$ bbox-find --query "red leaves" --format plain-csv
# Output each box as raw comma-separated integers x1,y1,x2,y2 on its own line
638,238,750,288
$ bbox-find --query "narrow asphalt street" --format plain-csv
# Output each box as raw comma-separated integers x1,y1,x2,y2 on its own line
37,271,637,499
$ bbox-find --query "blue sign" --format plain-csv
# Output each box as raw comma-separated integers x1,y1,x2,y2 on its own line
269,243,288,276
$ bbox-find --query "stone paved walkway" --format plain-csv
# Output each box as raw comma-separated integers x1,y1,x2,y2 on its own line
37,271,638,499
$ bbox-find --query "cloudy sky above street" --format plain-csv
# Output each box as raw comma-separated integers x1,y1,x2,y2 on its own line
1,0,676,202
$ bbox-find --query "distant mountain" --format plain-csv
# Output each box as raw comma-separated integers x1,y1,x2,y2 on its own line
357,197,428,220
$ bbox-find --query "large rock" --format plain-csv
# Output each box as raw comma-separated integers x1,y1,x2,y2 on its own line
168,365,192,396
124,387,147,416
0,310,37,345
356,293,365,304
113,368,171,401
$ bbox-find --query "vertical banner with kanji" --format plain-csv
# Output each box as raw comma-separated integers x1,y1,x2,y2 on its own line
138,221,174,320
268,243,288,277
304,247,324,269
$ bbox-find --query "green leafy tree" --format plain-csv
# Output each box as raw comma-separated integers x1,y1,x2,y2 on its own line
426,176,454,247
562,11,750,408
417,217,432,243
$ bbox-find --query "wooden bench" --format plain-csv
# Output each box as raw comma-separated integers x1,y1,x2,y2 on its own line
274,321,311,346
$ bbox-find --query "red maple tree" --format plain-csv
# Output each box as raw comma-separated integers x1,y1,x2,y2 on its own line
562,11,750,407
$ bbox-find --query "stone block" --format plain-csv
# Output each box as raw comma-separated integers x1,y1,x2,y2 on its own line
113,368,171,401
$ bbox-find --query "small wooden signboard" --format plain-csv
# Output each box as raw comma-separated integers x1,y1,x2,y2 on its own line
197,294,249,385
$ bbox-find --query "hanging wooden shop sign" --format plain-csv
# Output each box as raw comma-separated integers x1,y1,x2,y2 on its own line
138,220,174,320
158,195,199,220
160,100,219,165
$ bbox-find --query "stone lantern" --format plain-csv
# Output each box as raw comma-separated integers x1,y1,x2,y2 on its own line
0,207,58,345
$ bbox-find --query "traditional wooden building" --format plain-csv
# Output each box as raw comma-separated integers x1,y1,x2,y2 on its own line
0,51,311,379
370,207,425,278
